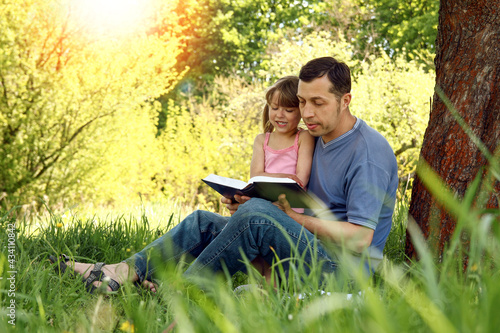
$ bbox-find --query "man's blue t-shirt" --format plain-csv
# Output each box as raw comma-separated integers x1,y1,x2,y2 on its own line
305,118,399,256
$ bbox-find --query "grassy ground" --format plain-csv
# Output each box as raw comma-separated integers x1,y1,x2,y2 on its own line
1,196,499,332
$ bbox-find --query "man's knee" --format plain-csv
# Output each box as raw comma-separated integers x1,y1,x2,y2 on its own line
232,198,291,233
237,198,276,215
177,210,228,236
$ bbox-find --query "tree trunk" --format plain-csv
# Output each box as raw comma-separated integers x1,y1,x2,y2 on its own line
405,0,500,261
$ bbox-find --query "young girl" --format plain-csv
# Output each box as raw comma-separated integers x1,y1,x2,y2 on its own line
249,76,314,282
250,76,315,195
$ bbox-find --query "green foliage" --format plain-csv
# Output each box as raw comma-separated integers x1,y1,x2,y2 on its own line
259,31,360,80
172,0,439,85
353,52,435,179
356,0,439,65
384,198,409,262
157,76,263,209
172,0,322,81
373,0,438,49
171,0,438,86
308,0,385,60
0,2,436,211
0,0,183,209
311,0,438,66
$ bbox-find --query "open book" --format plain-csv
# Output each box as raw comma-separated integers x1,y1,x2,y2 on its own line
202,174,324,209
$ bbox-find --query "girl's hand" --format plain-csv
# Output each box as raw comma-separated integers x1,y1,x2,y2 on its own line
253,173,305,188
286,175,305,188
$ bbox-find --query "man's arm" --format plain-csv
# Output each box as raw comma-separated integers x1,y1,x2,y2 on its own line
276,195,374,253
223,194,374,253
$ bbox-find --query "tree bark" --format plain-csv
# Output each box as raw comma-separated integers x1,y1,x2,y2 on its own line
405,0,500,261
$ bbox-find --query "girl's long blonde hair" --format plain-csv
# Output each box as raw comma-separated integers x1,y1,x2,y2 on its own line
262,76,300,133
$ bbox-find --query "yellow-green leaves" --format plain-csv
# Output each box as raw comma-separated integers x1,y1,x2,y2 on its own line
353,52,435,181
0,0,183,208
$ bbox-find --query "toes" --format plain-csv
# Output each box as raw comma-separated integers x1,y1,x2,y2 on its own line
142,280,157,293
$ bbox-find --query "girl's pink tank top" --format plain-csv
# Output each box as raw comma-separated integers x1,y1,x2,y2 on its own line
264,130,303,212
263,130,301,175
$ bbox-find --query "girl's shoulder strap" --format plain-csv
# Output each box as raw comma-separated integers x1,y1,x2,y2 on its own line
294,129,303,147
264,132,271,147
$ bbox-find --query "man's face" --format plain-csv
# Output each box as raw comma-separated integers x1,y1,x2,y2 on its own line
297,75,351,143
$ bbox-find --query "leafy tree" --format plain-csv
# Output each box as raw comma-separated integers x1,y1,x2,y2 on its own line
170,0,322,82
300,0,439,67
0,0,183,209
161,0,438,133
353,53,434,183
371,0,438,51
159,0,328,131
260,31,360,80
306,0,378,59
157,76,264,209
356,0,438,65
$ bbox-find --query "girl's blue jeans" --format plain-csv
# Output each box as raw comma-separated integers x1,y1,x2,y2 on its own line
124,198,337,282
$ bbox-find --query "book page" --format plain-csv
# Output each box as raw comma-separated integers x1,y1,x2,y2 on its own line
248,176,297,184
203,174,248,189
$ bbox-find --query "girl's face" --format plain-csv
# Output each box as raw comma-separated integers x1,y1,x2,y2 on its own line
268,91,301,134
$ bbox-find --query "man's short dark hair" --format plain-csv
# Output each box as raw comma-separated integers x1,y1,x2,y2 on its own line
299,57,351,99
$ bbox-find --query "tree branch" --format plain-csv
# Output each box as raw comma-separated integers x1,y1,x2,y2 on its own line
394,138,418,156
33,110,117,180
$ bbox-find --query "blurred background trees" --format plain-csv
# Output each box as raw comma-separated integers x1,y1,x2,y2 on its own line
0,0,439,212
0,0,183,209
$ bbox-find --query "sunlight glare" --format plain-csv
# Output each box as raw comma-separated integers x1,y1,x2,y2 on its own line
72,0,153,36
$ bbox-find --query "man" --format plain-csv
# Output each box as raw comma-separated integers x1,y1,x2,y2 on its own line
54,57,398,292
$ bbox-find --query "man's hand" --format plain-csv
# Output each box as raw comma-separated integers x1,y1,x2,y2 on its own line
274,194,295,216
221,195,251,215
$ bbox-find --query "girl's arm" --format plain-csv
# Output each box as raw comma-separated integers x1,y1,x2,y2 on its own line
295,130,315,188
250,134,266,177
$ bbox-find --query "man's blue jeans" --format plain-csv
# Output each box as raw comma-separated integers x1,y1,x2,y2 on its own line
125,198,337,282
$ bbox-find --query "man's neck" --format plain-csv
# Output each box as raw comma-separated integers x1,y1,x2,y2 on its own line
322,111,357,143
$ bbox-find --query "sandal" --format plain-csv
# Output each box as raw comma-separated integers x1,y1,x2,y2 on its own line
84,262,120,294
48,254,78,279
48,254,120,294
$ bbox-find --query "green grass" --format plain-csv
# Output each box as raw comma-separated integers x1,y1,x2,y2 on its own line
2,85,497,332
1,178,499,332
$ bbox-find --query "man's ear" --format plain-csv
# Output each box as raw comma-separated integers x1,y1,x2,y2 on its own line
342,93,352,109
